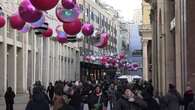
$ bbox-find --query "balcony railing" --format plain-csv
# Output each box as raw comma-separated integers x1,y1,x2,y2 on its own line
139,24,152,30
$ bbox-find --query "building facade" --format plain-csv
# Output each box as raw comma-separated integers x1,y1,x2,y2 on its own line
0,0,80,96
77,0,119,81
139,0,152,81
148,0,195,94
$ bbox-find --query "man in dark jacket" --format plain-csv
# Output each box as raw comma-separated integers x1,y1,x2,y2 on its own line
164,84,182,110
115,86,147,110
4,87,15,110
183,86,194,110
25,84,50,110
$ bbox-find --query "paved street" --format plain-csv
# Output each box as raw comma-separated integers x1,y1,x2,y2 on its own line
0,95,28,110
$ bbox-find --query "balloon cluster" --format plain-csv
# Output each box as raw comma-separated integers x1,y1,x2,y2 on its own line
83,51,140,70
0,0,109,48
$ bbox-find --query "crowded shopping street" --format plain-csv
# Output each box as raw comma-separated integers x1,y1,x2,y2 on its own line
1,0,195,110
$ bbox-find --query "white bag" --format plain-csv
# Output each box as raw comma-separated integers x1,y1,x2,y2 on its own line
107,101,111,110
83,103,89,110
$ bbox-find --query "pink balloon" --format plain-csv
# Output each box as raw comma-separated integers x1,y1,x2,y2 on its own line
19,0,43,23
19,23,31,33
30,0,59,11
10,13,26,30
56,4,80,23
31,15,45,28
0,16,5,28
82,23,94,36
96,33,109,48
62,0,76,9
56,25,67,43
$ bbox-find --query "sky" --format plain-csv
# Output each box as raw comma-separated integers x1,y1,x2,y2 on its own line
101,0,142,21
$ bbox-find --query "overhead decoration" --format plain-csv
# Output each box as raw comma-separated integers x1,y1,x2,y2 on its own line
56,4,80,23
95,33,109,48
9,13,26,30
56,25,67,43
63,19,81,35
19,0,43,23
0,16,5,28
62,0,76,9
0,7,5,28
30,0,59,11
34,22,48,35
42,27,53,37
76,32,84,42
82,23,94,36
31,15,45,28
19,23,31,33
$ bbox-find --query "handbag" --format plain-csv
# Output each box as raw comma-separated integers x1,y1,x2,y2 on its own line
94,95,102,110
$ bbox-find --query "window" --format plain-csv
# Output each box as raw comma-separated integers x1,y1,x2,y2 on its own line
91,12,94,21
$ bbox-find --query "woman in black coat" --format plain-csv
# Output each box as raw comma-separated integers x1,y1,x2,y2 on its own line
4,87,15,110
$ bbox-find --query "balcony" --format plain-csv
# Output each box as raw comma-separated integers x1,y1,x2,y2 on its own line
139,24,152,35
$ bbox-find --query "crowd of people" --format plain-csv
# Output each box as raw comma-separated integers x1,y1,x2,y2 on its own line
4,79,195,110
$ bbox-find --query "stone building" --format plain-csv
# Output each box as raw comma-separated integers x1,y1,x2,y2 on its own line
0,0,80,96
77,0,119,81
139,0,152,81
148,0,195,94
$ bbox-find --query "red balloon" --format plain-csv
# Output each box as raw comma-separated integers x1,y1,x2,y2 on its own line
42,28,53,37
63,19,81,35
30,0,59,11
0,16,5,28
10,13,25,30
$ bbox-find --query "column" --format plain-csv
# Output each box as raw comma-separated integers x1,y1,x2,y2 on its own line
143,40,149,81
42,38,50,86
0,19,7,96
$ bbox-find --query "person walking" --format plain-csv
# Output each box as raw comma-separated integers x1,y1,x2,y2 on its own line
4,87,15,110
25,84,50,110
88,85,105,110
183,86,194,110
164,84,182,110
47,82,55,104
115,86,147,110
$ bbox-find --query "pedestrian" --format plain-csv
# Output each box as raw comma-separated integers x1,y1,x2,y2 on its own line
69,87,82,110
53,81,65,110
114,86,147,110
4,87,15,110
183,86,194,110
188,98,195,110
25,84,50,110
88,85,104,110
164,84,182,110
47,82,55,105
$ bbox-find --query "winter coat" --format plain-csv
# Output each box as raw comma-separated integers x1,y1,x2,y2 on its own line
69,91,82,110
25,93,50,110
53,95,65,110
143,97,160,110
183,90,194,110
115,96,147,110
164,90,182,110
88,93,105,110
47,85,55,99
4,91,15,104
58,103,74,110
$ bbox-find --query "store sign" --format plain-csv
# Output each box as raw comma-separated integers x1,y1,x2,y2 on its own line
170,17,175,31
